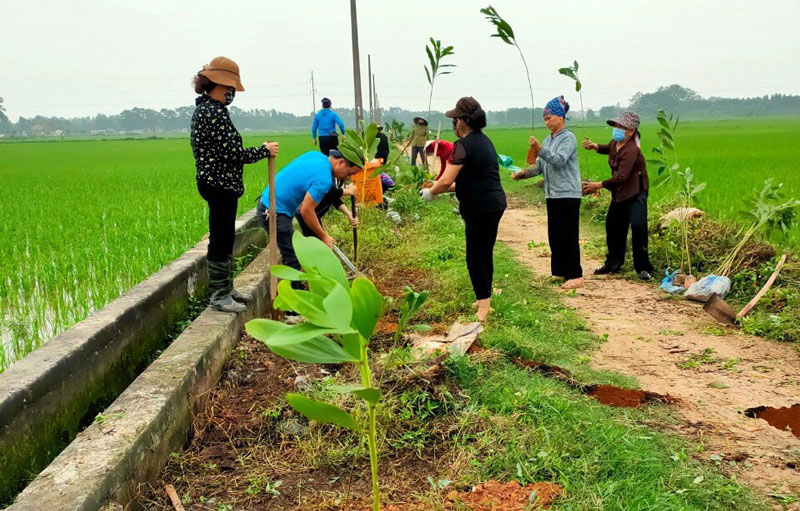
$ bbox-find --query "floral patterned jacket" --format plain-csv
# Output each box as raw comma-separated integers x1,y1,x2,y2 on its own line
190,95,270,196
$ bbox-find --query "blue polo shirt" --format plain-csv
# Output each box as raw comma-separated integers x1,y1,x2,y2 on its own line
260,152,334,216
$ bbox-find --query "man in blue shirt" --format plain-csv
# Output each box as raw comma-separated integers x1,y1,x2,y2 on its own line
312,97,346,155
256,150,362,275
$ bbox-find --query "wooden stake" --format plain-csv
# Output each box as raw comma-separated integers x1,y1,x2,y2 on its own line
164,484,185,511
737,254,787,319
268,155,278,306
429,121,442,177
351,195,358,266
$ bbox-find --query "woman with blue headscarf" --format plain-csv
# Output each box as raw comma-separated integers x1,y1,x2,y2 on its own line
512,96,584,289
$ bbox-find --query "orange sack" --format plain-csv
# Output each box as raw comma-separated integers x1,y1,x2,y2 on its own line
352,159,384,205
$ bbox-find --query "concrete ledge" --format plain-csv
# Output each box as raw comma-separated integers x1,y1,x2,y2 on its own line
0,210,265,504
7,249,272,511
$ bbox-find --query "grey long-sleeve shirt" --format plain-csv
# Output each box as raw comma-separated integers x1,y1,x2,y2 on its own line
520,129,582,199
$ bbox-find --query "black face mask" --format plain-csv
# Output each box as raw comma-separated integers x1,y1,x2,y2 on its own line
224,89,236,106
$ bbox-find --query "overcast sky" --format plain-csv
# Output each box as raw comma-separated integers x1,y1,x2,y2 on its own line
2,0,799,121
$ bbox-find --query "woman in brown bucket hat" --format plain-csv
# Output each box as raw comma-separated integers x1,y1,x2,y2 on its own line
421,97,506,322
191,56,279,313
582,111,655,281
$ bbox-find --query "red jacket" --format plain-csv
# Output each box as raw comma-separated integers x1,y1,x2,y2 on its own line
426,140,454,179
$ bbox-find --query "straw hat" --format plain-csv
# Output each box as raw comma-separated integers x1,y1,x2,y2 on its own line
199,56,245,91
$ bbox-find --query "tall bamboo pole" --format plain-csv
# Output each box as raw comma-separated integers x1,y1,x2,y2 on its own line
349,0,364,128
367,55,373,123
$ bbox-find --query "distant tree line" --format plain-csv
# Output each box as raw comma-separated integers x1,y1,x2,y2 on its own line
1,85,799,137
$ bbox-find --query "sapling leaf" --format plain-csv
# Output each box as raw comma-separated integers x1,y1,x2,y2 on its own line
292,232,349,290
268,322,352,346
271,265,308,281
276,280,336,327
286,394,359,431
341,333,364,360
350,277,384,340
424,66,432,86
574,60,579,71
346,129,365,149
408,324,431,332
575,81,581,92
329,385,382,404
268,335,357,364
322,282,353,330
246,319,289,340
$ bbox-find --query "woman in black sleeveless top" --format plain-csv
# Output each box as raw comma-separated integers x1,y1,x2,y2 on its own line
421,97,506,322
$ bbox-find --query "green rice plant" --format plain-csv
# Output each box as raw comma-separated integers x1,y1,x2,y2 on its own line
394,285,430,345
717,178,800,276
423,38,456,121
245,232,385,511
0,133,309,372
481,5,535,132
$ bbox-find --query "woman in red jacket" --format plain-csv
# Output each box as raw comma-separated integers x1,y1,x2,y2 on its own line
425,139,454,179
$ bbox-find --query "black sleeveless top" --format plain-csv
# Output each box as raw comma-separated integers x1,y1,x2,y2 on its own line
452,131,507,215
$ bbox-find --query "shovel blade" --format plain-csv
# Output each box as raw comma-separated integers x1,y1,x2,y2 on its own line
703,293,737,325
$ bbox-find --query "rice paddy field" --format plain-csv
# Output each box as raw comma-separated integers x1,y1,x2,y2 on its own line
1,117,798,371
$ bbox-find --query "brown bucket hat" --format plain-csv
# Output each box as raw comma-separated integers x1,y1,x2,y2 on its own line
445,96,481,118
199,56,245,91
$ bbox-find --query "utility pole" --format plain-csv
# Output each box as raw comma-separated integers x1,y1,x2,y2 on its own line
372,73,378,123
310,70,316,114
349,0,364,130
367,54,373,123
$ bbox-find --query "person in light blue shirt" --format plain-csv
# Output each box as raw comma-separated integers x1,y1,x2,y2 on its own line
512,95,584,289
256,150,362,277
312,97,346,155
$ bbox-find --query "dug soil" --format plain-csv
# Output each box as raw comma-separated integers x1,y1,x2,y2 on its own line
133,334,447,511
498,200,800,498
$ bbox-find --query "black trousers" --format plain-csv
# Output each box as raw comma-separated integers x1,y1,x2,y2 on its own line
462,210,504,300
198,182,238,263
257,200,303,290
296,211,326,238
605,190,655,273
410,145,425,166
318,135,339,156
545,198,583,280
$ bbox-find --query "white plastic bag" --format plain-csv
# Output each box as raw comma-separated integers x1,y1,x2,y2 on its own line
685,275,731,302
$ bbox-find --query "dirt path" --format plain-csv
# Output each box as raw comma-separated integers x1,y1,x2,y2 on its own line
497,200,800,499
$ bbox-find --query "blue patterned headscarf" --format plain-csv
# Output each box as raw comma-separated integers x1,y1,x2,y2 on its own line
543,95,569,119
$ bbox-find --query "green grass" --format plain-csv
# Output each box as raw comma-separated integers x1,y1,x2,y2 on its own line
488,117,800,248
311,159,769,509
0,133,309,371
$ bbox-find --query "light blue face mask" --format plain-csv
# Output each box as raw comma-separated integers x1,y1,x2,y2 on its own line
612,127,627,141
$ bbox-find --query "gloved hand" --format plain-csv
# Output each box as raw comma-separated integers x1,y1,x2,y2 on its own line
420,188,435,202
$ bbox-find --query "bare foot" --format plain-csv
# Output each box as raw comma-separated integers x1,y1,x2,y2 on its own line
561,277,585,290
471,301,478,310
476,298,492,322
